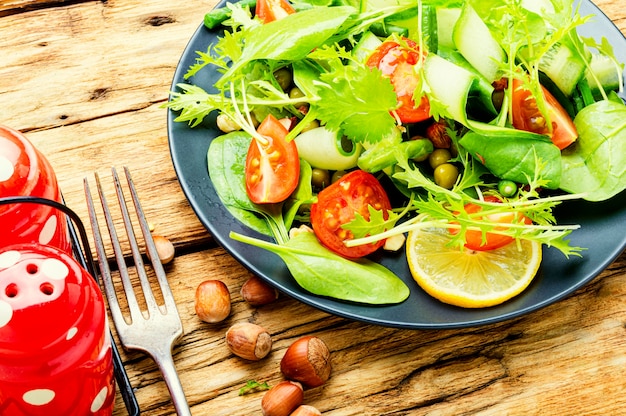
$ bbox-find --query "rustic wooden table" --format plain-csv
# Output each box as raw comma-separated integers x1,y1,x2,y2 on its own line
2,0,626,414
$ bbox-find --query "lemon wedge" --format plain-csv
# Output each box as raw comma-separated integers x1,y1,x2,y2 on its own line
406,222,542,308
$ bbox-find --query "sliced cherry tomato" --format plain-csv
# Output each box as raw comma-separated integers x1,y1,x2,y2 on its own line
310,170,391,259
245,114,300,204
256,0,295,23
451,195,532,251
366,37,430,124
511,78,578,150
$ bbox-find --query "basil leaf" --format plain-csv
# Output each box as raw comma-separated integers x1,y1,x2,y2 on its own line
561,99,626,201
231,231,410,305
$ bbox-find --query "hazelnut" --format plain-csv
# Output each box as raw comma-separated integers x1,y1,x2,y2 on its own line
280,336,331,388
152,235,175,264
241,276,279,306
226,322,272,360
261,380,303,416
195,280,231,323
290,405,322,416
425,119,452,149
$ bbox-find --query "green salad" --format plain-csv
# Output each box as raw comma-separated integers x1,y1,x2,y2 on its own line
166,0,626,306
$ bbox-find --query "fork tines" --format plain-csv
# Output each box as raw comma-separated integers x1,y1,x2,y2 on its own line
84,167,191,416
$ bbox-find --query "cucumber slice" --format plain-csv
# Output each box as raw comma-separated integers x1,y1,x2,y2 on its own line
585,53,624,99
352,30,382,63
420,4,437,53
436,8,461,49
452,4,505,83
424,54,476,124
538,36,587,96
294,126,362,170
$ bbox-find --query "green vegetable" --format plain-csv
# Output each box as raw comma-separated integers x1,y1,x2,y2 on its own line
358,137,433,173
459,130,562,189
561,99,626,201
230,231,410,304
239,380,270,396
216,6,356,86
204,0,257,29
207,131,290,243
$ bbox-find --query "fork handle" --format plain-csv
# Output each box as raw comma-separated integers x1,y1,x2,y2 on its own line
153,349,192,416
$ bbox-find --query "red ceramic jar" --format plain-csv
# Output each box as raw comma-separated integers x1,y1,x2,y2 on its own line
0,243,115,415
0,125,71,253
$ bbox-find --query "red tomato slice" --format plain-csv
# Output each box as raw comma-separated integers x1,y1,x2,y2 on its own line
310,170,391,259
245,114,300,204
366,38,431,124
511,78,578,150
451,196,532,251
256,0,295,23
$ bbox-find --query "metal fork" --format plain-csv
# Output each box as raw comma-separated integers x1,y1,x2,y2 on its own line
84,167,191,416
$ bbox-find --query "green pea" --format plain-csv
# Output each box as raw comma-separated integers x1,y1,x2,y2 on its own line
274,68,293,92
311,168,331,189
434,163,459,189
289,87,307,108
331,170,347,183
428,148,452,169
498,179,518,197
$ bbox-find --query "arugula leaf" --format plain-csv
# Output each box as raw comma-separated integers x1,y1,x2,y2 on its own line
167,84,228,128
344,205,401,239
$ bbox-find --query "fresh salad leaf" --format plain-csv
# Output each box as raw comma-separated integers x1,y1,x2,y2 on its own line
216,6,356,85
561,99,626,201
230,230,410,304
459,130,562,189
207,131,288,241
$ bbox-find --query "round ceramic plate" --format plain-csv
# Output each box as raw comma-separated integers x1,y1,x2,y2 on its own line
168,0,626,329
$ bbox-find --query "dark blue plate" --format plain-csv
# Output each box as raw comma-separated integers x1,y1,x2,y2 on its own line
168,0,626,329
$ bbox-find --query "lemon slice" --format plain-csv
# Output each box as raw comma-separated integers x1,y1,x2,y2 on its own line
406,222,542,308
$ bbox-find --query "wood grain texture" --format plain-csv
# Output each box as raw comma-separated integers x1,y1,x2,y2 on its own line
1,0,626,415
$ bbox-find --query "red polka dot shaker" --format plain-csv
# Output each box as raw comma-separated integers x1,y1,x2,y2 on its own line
0,243,116,415
0,125,71,253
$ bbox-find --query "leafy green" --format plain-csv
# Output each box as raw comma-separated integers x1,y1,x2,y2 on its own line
230,231,410,304
207,131,290,242
315,58,398,143
459,130,562,189
216,6,356,85
238,380,270,396
561,100,626,201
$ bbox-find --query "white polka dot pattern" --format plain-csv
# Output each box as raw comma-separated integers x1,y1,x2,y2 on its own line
22,389,55,406
40,258,69,280
0,301,12,328
90,386,109,412
39,215,58,246
0,155,13,182
0,250,21,269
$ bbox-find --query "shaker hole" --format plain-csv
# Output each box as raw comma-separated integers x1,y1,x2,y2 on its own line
40,282,54,295
27,264,39,274
5,283,18,298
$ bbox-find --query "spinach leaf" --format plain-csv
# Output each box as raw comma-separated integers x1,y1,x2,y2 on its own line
207,131,272,236
459,130,562,189
230,231,410,304
284,160,315,229
217,6,356,85
561,100,626,201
